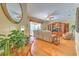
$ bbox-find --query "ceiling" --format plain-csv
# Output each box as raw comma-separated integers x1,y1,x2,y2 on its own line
27,3,79,20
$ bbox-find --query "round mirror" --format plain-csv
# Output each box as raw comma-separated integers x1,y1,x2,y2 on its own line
1,3,23,24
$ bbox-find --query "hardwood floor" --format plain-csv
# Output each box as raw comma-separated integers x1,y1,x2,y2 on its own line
30,37,77,56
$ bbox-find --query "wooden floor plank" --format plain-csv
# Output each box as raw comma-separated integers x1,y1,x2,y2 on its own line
30,37,77,56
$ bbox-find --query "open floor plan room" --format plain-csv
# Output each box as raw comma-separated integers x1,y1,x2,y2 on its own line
0,3,79,56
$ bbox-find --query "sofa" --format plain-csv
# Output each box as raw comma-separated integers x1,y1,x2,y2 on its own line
34,30,54,42
63,32,74,40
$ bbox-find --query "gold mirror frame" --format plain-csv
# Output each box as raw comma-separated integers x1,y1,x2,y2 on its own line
1,3,23,24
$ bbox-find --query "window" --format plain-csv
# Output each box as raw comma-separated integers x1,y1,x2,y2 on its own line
30,22,41,36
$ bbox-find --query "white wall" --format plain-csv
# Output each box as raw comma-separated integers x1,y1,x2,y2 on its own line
73,4,79,56
41,17,75,31
0,4,16,34
75,31,79,55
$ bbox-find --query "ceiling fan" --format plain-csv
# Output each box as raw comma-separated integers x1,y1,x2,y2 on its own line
46,11,58,21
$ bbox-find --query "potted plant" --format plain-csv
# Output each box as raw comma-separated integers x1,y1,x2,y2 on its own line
8,30,28,56
0,34,5,56
0,34,10,56
0,30,29,56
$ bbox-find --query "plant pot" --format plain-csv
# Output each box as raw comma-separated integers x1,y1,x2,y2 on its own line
20,47,26,56
17,45,31,56
17,48,22,56
17,47,26,56
11,47,17,56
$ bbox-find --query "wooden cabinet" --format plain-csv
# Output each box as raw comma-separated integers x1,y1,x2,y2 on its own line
48,22,69,36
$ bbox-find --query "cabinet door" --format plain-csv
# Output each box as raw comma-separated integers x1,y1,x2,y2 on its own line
64,23,69,33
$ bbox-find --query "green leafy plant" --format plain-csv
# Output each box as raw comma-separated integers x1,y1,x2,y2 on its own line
0,34,5,50
0,35,5,56
8,30,28,55
71,25,75,33
0,30,28,56
0,34,10,56
8,30,28,48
